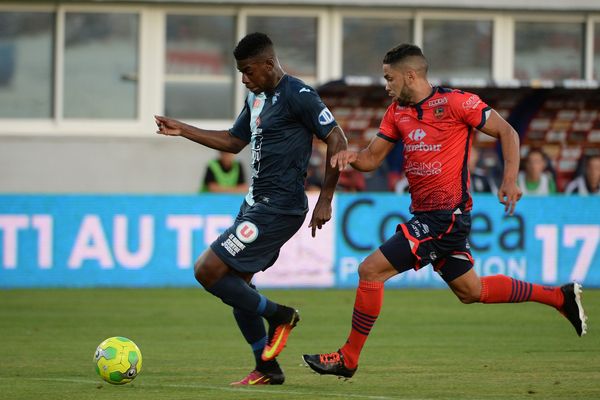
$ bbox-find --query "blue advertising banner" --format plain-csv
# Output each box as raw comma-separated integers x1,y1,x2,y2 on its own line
335,194,600,288
0,195,241,287
1,194,599,288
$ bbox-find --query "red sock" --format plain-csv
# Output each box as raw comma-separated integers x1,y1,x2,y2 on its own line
480,275,563,308
340,280,384,369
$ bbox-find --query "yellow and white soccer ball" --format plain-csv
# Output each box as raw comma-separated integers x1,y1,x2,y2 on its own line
93,336,142,385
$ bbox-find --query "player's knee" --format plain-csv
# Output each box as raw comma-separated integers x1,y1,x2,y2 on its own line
357,261,372,280
194,251,230,289
193,258,207,287
193,256,216,288
357,260,384,281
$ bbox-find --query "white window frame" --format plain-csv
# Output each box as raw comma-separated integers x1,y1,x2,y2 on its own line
58,4,146,130
0,3,58,133
161,5,238,130
415,10,497,85
3,4,599,138
1,3,150,136
331,8,414,80
511,13,588,82
587,15,600,81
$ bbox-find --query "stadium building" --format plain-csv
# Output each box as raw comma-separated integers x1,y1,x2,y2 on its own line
1,0,600,192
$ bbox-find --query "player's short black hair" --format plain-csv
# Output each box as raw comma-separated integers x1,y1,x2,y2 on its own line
383,44,427,67
233,32,273,61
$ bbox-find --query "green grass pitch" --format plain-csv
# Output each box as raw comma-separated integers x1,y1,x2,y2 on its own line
0,288,598,400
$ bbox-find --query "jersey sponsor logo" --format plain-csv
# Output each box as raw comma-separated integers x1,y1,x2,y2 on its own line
299,87,311,93
250,133,263,179
404,141,442,153
462,94,481,110
249,94,266,195
408,128,427,141
236,221,259,243
427,97,448,107
318,107,335,125
221,233,246,256
405,160,442,176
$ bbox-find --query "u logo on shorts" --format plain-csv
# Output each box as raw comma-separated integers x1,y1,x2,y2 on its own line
236,221,259,243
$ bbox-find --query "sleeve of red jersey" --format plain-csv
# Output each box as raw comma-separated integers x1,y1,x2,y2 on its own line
376,103,400,143
452,91,492,130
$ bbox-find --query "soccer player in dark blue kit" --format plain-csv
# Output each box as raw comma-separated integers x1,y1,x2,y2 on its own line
155,33,347,385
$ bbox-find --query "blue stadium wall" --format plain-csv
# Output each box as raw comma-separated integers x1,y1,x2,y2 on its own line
1,194,599,288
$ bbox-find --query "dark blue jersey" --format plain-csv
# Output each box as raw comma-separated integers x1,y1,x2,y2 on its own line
229,75,337,215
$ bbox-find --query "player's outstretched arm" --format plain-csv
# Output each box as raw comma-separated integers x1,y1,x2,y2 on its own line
331,136,394,172
479,110,522,215
309,126,347,237
154,115,247,153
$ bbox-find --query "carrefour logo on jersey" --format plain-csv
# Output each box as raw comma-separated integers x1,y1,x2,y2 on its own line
405,142,442,153
318,107,335,125
408,128,427,141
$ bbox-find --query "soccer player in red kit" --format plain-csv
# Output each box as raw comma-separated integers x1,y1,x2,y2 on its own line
303,44,587,378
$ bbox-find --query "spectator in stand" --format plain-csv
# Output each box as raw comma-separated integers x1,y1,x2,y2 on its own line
201,151,248,193
564,155,600,195
469,146,498,194
517,148,556,195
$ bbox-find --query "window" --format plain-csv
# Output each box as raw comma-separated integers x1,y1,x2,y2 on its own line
343,17,411,77
514,22,583,80
64,12,139,119
165,15,235,119
594,23,600,80
247,16,317,78
0,12,54,118
423,20,492,81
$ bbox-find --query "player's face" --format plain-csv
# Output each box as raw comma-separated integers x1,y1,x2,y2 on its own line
383,63,412,106
236,57,274,94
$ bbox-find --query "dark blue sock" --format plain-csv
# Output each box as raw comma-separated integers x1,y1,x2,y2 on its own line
232,307,268,368
206,273,278,317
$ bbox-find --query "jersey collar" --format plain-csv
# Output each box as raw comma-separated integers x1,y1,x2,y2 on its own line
411,86,438,108
266,74,287,97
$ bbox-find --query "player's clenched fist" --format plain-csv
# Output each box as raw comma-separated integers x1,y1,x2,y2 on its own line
331,150,359,171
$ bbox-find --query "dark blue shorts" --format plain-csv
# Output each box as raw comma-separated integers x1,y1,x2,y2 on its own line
210,201,307,274
379,210,474,282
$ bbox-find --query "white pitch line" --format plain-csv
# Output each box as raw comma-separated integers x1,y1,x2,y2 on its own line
0,377,430,400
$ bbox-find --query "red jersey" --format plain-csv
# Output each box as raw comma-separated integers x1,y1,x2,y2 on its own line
379,87,491,212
